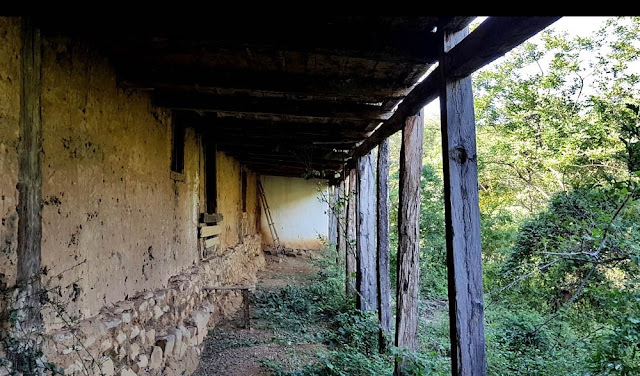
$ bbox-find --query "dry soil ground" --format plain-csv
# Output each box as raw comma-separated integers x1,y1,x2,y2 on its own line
192,249,323,376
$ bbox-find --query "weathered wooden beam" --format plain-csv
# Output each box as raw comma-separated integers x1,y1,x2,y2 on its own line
155,91,393,121
200,213,223,223
345,169,357,298
395,110,424,373
376,139,392,353
199,225,222,238
223,150,347,163
445,16,560,80
440,28,486,376
15,17,44,339
210,134,363,145
328,185,338,254
177,115,370,140
351,17,559,163
204,237,220,249
215,141,338,151
356,150,378,312
243,166,336,179
233,159,343,171
119,68,412,101
98,23,442,64
337,179,347,265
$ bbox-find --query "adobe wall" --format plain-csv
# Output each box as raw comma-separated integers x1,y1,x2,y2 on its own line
0,18,265,376
260,176,328,250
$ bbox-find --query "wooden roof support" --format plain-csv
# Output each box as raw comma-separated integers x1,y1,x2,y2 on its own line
345,169,357,298
16,17,44,338
337,180,347,267
328,186,338,254
350,16,560,164
376,138,392,353
119,68,414,101
395,110,425,373
155,91,393,121
441,28,486,376
356,149,378,312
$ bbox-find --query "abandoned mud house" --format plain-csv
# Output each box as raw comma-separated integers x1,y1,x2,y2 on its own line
0,16,559,375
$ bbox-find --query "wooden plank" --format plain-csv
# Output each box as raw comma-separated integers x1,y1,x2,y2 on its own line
356,150,378,311
440,27,486,376
199,225,221,238
204,237,220,249
376,138,392,352
345,169,357,298
16,17,44,333
395,110,424,373
200,212,223,224
351,17,559,163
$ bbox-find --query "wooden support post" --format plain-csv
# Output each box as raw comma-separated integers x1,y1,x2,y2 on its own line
328,185,338,253
395,110,424,373
242,289,250,329
337,179,347,265
345,169,357,298
377,139,392,352
356,150,377,311
440,27,487,376
15,16,43,337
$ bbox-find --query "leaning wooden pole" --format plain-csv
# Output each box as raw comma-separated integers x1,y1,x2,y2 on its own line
395,109,424,374
377,139,392,353
356,150,377,311
440,27,487,376
345,169,357,298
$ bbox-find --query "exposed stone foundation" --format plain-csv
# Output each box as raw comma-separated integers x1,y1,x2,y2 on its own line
40,235,264,376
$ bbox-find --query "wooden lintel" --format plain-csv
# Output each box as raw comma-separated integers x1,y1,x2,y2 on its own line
201,212,223,224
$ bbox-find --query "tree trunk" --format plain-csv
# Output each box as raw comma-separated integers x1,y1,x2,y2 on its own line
440,27,487,376
377,139,392,353
356,150,377,311
345,169,357,298
395,110,424,374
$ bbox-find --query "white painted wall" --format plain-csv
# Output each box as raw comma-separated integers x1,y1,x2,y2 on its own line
260,176,328,250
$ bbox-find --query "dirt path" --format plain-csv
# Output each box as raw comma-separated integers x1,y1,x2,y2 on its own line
192,250,321,376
